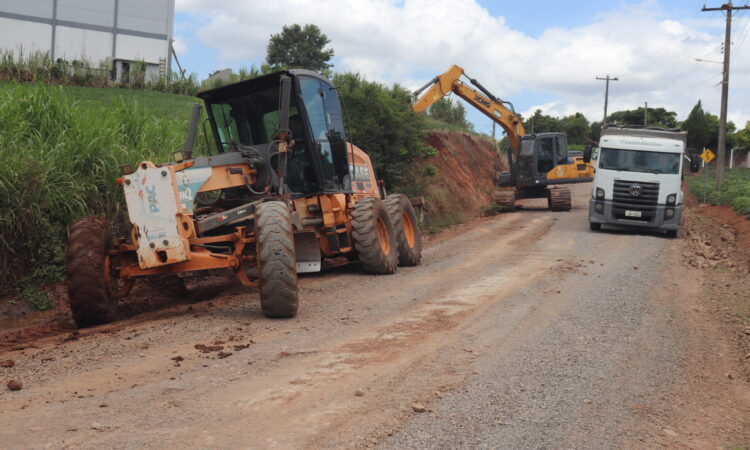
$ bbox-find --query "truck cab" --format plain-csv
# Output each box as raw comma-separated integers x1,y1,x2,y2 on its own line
588,126,688,237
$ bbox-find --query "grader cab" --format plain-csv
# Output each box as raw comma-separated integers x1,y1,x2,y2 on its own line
66,70,422,327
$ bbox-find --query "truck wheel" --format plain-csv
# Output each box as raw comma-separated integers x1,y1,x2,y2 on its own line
589,222,601,231
351,197,398,274
493,190,516,212
548,187,572,211
666,229,678,238
66,217,118,328
255,201,298,318
383,194,422,266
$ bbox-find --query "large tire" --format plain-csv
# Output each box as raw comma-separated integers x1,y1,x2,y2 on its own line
383,194,422,266
589,222,602,231
66,217,118,328
351,197,398,274
255,201,298,318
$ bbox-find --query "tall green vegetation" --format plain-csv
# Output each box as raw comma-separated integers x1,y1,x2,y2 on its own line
522,110,593,145
266,24,335,72
332,72,436,192
608,107,677,128
0,83,194,302
0,49,201,95
688,167,750,217
682,101,709,151
427,98,474,132
736,121,750,149
681,100,737,152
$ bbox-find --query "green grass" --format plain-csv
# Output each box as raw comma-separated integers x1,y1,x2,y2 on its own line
0,81,208,308
687,167,750,217
0,80,199,121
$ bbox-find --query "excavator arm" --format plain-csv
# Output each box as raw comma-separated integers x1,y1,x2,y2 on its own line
412,65,525,154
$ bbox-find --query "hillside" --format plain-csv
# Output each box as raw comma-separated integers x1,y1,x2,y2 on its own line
420,131,506,230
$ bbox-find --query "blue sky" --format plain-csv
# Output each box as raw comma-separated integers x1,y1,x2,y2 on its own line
173,0,750,135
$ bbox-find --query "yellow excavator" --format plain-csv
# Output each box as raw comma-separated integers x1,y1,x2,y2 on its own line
412,65,594,211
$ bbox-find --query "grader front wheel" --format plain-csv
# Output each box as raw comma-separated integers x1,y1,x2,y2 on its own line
255,201,299,318
66,217,119,328
351,198,398,274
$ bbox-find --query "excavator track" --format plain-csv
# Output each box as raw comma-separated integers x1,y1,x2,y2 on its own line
493,190,516,212
548,187,572,211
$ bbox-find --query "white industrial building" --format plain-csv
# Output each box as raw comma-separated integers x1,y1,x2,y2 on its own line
0,0,175,82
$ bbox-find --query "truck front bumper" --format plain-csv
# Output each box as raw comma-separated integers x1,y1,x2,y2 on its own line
588,199,682,231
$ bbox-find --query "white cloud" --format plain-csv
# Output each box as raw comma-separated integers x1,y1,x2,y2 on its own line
171,35,188,57
175,0,750,127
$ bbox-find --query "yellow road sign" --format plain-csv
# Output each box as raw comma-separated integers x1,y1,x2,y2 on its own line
699,149,716,164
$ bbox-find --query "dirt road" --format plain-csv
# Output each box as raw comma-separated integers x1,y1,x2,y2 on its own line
1,183,748,449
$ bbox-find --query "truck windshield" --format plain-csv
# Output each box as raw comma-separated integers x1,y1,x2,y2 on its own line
599,147,680,174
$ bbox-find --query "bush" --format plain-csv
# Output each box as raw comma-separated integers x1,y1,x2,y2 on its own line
332,72,436,191
688,167,750,217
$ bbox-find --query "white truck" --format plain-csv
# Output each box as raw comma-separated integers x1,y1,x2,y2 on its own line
588,126,694,237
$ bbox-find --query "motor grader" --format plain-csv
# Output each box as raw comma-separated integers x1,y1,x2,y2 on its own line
412,65,593,211
66,69,422,327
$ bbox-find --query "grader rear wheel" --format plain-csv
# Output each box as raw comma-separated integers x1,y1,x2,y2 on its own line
351,197,398,274
255,201,299,318
66,217,119,328
548,187,572,211
493,190,516,212
383,194,422,266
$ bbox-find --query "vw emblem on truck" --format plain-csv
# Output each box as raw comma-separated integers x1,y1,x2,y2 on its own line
629,184,642,197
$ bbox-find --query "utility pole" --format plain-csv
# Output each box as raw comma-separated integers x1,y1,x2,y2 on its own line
596,75,618,126
644,101,648,126
702,1,750,189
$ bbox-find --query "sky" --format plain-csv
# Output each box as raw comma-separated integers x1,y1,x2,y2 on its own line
172,0,750,136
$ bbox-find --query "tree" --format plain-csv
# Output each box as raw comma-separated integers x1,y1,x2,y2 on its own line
266,24,334,72
331,72,435,191
559,113,590,145
428,98,473,131
682,101,709,151
522,110,561,134
704,112,736,154
609,107,677,128
735,121,750,149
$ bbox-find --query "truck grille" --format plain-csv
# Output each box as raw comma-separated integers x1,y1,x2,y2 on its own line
612,180,659,222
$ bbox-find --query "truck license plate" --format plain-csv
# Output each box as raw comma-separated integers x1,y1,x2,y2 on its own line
625,210,642,218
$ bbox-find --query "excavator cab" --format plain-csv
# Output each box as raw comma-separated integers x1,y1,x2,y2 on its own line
514,133,570,187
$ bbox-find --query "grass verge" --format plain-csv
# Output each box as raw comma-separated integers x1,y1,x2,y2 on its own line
687,167,750,217
0,82,209,308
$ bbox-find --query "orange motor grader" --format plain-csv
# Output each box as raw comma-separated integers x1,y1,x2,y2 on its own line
66,70,422,327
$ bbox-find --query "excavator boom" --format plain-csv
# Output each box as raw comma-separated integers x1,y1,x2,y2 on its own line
412,65,525,154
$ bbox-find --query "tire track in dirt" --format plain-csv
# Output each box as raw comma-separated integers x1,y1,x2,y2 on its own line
0,210,563,449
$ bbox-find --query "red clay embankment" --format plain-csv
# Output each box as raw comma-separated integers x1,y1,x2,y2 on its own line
420,131,507,229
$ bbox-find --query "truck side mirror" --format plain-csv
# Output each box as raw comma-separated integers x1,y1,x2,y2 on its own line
583,144,592,163
689,155,700,173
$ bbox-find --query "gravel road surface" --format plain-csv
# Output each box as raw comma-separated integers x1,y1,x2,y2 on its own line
0,183,744,449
